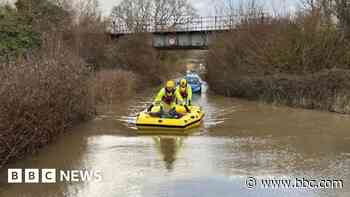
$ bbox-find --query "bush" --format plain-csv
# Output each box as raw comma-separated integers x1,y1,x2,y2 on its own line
0,0,185,169
0,41,94,168
207,21,350,79
109,33,163,84
212,69,350,114
94,69,136,104
0,5,41,62
206,15,350,113
158,51,188,80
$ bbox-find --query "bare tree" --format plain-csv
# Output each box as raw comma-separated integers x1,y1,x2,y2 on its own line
215,0,264,16
111,0,153,32
0,0,12,6
300,0,317,10
75,0,104,30
300,0,350,34
153,0,196,30
300,0,333,23
111,0,196,32
334,0,350,34
214,0,266,27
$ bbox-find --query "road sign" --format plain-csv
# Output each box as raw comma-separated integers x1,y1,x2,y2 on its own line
169,37,176,45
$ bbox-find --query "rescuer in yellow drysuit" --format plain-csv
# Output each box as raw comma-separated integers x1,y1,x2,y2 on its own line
176,78,193,106
149,80,185,118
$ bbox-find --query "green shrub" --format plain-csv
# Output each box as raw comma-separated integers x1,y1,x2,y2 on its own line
0,5,41,62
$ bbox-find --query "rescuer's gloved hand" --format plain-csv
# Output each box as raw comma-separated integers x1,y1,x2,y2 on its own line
151,105,162,113
184,105,191,113
147,104,154,112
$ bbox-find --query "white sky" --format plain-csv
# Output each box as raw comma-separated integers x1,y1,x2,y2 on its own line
1,0,299,16
99,0,300,17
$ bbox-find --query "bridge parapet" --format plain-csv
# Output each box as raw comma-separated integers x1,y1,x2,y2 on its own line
111,14,269,35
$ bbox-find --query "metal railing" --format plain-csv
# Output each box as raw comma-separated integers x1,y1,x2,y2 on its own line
111,14,269,34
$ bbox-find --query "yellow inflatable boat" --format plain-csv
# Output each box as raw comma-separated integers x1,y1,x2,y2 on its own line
136,106,205,131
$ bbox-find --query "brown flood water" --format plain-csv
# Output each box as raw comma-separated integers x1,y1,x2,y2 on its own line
1,84,350,197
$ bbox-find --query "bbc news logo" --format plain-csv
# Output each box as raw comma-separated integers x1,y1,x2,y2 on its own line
8,169,102,183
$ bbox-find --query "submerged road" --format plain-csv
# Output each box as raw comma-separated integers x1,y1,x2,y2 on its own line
1,84,350,197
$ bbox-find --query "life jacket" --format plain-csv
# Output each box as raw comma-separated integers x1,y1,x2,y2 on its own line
180,89,188,98
162,89,175,104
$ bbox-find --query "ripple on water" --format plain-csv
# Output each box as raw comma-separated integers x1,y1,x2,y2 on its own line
2,85,350,197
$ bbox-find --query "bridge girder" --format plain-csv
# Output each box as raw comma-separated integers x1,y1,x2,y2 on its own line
111,30,228,50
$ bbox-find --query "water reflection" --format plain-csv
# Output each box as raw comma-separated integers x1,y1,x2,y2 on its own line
1,85,350,197
153,136,185,171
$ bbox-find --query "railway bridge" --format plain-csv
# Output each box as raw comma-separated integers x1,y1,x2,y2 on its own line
110,15,268,50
